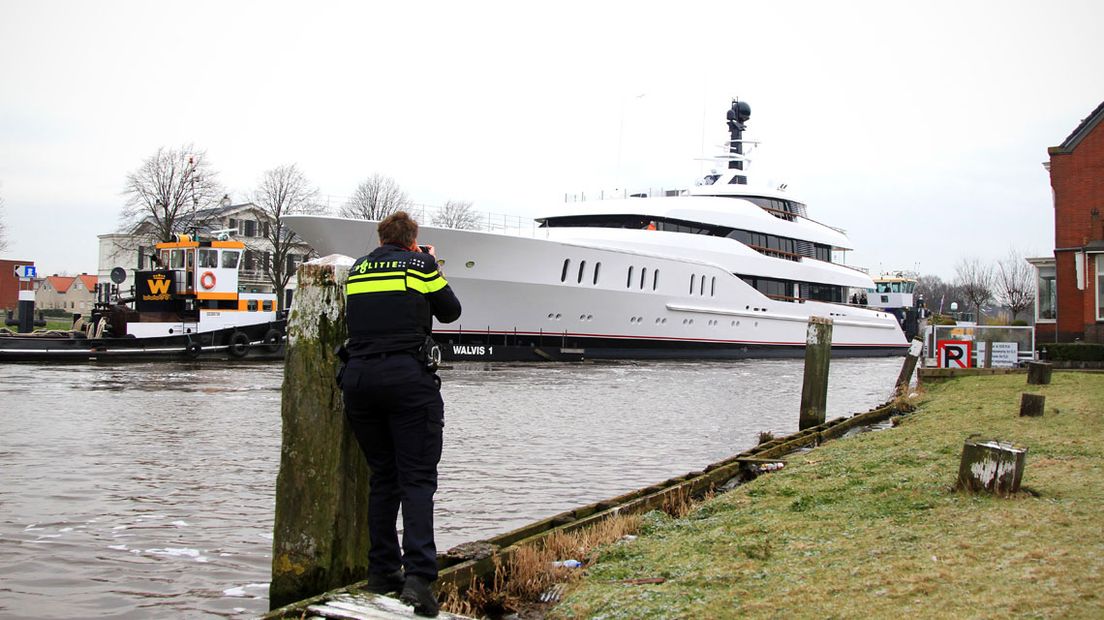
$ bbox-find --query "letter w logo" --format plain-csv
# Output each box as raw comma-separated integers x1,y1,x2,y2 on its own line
147,279,170,295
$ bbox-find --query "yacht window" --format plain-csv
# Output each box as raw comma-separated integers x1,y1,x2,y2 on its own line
727,229,751,245
711,277,716,297
160,250,170,267
222,250,240,269
593,262,601,285
577,260,586,284
652,270,659,291
247,299,258,311
171,250,185,269
627,266,634,288
561,259,571,282
700,274,707,296
689,274,695,295
640,267,647,289
198,249,218,268
263,300,273,312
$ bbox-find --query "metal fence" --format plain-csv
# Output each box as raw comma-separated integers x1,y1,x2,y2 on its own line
925,324,1036,365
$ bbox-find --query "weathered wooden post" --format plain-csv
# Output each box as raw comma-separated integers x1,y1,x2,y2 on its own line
1027,361,1052,385
1019,393,1045,417
895,338,924,393
799,316,833,430
270,258,372,610
982,338,993,369
955,437,1027,496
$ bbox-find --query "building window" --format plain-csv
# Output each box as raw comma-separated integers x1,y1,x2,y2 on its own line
1036,265,1056,322
1097,256,1104,321
244,220,257,237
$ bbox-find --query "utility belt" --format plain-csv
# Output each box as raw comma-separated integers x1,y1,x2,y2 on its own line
335,335,441,388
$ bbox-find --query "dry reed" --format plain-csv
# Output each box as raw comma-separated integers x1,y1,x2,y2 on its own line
440,512,642,617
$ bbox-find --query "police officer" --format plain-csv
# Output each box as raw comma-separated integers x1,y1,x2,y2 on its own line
342,211,461,617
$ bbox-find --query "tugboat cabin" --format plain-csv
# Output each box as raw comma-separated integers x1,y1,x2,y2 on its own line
128,235,278,338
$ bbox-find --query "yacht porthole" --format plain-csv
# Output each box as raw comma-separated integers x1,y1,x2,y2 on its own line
661,318,667,324
555,313,561,319
548,313,554,319
586,314,593,320
754,321,759,327
465,261,475,268
580,314,586,320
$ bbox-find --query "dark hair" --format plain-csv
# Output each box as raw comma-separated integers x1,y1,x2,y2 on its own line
377,211,418,248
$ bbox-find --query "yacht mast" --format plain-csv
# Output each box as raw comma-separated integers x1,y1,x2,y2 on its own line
726,99,752,184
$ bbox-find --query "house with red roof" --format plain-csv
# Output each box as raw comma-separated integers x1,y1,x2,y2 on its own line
36,273,98,314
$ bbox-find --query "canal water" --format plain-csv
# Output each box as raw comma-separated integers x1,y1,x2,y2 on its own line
0,358,901,618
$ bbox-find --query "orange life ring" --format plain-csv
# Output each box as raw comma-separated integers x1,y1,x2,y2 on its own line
200,271,217,290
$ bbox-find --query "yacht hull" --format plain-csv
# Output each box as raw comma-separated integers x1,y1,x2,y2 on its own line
285,216,910,361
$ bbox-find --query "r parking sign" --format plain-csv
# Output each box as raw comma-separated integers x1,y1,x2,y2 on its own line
937,339,972,369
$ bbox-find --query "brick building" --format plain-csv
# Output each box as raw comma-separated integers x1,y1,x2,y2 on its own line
1035,99,1104,343
0,258,36,314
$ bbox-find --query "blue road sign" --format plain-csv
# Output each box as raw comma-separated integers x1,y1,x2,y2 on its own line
13,265,36,279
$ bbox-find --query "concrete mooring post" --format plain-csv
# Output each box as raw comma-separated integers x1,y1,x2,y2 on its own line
955,437,1027,496
1027,361,1053,385
895,338,924,393
269,259,372,610
799,316,833,430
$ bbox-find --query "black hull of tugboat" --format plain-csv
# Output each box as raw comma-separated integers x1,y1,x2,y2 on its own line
436,332,907,362
0,321,286,363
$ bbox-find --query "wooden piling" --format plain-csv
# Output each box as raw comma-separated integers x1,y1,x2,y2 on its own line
799,316,833,430
983,338,993,369
895,338,924,393
1027,361,1053,385
270,260,372,610
955,437,1026,496
1019,393,1045,417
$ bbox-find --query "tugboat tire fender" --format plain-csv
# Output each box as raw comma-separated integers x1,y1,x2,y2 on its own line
185,340,202,358
263,327,284,353
228,331,250,358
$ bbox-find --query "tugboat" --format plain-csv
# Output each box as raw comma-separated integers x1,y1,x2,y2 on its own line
0,234,287,362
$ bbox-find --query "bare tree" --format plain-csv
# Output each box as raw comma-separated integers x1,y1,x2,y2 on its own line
120,145,222,243
251,164,324,310
431,200,481,230
995,248,1035,322
954,257,995,322
914,274,964,315
339,174,409,220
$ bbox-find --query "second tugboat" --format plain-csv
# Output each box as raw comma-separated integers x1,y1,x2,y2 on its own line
0,234,286,362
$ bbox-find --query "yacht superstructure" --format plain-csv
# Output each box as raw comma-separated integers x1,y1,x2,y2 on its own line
286,100,908,360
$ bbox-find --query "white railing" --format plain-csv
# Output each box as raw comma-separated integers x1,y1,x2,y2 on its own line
563,187,688,203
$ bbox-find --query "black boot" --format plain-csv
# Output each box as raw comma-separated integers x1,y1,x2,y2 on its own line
365,569,404,595
399,574,439,617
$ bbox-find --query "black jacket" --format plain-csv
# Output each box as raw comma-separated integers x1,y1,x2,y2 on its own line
344,244,461,357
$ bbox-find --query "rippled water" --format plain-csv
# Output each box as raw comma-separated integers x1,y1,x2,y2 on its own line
0,357,901,618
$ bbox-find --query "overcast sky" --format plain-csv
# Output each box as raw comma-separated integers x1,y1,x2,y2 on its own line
1,0,1101,278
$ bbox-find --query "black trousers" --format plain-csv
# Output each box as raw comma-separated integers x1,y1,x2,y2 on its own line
342,353,444,581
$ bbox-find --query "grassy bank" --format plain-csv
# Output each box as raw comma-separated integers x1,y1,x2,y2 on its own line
551,373,1104,619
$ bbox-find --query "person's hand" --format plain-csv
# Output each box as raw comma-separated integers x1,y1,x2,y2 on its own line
420,244,437,259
